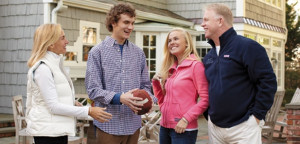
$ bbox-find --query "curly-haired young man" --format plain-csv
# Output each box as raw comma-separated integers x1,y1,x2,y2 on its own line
85,3,154,144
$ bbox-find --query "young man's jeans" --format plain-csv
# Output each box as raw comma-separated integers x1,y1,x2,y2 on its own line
159,126,198,144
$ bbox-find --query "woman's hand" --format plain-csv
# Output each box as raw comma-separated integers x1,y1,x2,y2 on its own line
89,107,112,123
152,73,161,81
175,118,188,133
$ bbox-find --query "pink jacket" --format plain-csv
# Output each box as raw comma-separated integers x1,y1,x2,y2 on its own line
152,54,209,129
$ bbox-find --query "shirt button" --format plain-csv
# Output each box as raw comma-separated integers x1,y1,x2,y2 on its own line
122,81,125,83
122,70,125,73
120,60,122,62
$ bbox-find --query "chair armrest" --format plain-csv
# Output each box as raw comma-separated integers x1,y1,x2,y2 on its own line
276,121,287,127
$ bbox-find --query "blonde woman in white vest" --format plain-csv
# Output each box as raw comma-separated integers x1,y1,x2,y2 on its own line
26,23,112,144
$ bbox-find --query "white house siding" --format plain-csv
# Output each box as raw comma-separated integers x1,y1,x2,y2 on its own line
167,0,236,19
0,0,44,114
124,0,167,10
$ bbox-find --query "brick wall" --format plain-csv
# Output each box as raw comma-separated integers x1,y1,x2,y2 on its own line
286,103,300,144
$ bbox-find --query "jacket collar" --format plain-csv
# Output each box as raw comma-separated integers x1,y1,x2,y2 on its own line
45,51,63,66
169,54,198,72
208,27,237,48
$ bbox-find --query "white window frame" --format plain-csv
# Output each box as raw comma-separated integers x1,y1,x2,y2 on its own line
64,20,101,78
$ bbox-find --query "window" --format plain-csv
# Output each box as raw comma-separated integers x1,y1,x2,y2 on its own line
65,52,77,62
196,34,206,41
82,27,97,61
259,0,282,8
244,33,256,41
196,47,211,60
64,20,100,78
143,34,157,79
258,36,270,46
271,52,282,87
277,0,281,7
272,39,281,47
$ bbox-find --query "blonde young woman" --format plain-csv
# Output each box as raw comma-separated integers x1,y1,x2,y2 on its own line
26,23,112,144
152,28,209,144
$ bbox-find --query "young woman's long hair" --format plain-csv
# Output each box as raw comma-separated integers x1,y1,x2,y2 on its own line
159,28,200,94
27,23,62,67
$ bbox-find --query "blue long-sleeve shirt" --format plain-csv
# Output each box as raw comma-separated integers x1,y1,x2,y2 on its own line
85,36,153,135
203,27,277,128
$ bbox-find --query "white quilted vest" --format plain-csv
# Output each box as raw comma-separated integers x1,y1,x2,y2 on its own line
25,52,76,136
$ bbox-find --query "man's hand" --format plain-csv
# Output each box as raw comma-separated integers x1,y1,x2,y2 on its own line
89,107,112,123
75,100,83,106
175,118,188,133
120,89,144,113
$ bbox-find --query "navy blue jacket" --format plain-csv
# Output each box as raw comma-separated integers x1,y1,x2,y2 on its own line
203,27,277,128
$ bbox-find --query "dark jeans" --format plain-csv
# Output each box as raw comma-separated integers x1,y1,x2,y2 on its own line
159,126,198,144
34,135,67,144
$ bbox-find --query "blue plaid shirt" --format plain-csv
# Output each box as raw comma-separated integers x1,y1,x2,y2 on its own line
85,36,152,135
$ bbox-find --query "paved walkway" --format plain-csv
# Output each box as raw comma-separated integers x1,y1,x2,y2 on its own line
0,114,287,144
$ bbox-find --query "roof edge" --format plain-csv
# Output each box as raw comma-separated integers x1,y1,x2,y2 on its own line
46,0,194,27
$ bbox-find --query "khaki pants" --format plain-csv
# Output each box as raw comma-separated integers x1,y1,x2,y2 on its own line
96,128,140,144
208,115,264,144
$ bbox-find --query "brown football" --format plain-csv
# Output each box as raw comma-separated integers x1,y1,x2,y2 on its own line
132,89,153,115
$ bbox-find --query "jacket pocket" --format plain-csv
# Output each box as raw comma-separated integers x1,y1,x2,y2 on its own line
173,103,183,123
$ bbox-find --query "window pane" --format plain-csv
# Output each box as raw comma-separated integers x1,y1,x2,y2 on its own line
197,48,201,56
82,27,96,44
65,52,77,61
150,47,156,58
272,40,281,47
277,0,281,7
150,35,156,46
146,60,149,68
150,72,155,79
150,60,156,71
207,48,211,53
244,33,256,40
278,53,281,69
201,49,207,57
196,36,201,41
201,34,206,41
143,35,149,46
82,46,93,61
143,47,149,58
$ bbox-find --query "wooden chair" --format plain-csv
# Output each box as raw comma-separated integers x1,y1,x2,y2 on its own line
261,91,285,144
13,95,83,144
275,88,300,138
12,95,33,144
139,104,161,144
75,94,92,144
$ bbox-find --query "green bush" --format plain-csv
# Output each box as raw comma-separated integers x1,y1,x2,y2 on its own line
282,88,296,107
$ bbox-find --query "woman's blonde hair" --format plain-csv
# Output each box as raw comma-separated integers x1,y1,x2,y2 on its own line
27,23,62,67
159,28,200,93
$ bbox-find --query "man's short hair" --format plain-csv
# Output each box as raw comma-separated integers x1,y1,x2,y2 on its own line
105,3,136,32
206,3,233,26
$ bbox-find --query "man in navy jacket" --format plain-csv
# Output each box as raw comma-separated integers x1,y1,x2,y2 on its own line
201,3,277,144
